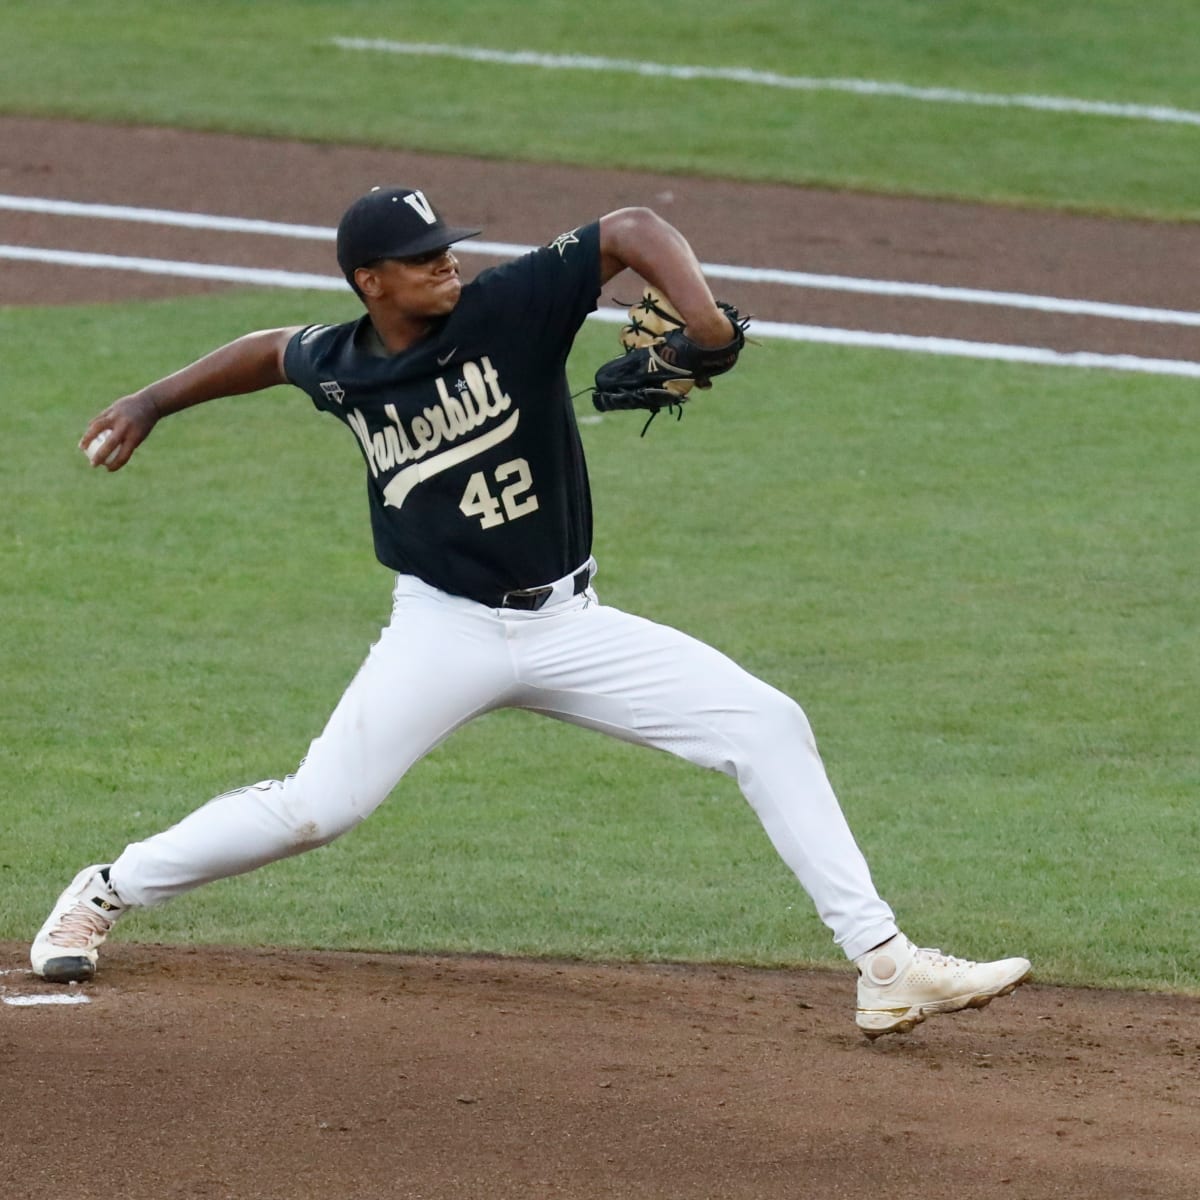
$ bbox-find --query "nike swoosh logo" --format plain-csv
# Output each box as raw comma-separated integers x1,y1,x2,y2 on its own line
436,347,458,367
382,411,520,511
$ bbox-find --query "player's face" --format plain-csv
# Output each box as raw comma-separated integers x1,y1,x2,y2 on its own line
360,248,462,318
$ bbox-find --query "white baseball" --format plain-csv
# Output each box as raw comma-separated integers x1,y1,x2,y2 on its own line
85,430,118,465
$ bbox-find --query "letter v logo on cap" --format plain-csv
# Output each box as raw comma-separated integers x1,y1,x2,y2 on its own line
403,190,438,225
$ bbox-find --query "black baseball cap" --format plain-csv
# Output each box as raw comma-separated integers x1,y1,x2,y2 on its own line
335,186,482,282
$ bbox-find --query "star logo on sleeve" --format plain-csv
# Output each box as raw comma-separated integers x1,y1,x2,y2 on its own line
548,228,580,257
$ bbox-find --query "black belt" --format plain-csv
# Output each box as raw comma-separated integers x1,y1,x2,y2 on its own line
499,567,591,611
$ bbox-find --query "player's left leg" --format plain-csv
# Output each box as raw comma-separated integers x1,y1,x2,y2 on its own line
507,594,1029,1035
506,595,895,958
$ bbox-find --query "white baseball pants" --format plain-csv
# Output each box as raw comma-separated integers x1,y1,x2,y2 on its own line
111,565,898,960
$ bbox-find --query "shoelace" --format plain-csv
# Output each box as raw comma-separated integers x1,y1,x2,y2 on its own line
48,902,115,948
913,946,971,969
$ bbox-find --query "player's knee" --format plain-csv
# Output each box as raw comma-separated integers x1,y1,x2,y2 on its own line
746,688,819,759
277,784,359,851
286,817,336,851
709,686,819,779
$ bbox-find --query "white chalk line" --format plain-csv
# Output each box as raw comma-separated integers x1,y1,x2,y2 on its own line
3,993,91,1006
700,264,1200,328
3,194,1198,328
1,244,342,291
0,968,92,1005
3,244,1199,380
330,39,1200,128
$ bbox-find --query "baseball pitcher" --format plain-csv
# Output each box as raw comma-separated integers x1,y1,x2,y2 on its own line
32,187,1030,1037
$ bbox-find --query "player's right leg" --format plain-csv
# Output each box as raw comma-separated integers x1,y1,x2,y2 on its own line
31,577,513,981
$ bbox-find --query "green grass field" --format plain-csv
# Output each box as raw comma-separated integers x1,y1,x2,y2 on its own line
2,2,1197,992
1,294,1196,990
2,1,1199,218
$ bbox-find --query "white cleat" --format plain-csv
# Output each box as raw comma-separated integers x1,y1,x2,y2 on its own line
855,934,1031,1039
30,865,127,983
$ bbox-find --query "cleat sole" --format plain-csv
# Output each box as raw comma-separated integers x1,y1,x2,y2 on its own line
37,956,96,984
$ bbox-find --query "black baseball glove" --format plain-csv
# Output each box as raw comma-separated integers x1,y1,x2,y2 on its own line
591,290,749,432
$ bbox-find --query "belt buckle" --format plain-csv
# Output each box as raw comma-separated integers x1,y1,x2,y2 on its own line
500,584,552,611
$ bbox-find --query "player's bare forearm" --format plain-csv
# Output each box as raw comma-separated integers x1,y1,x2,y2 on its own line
79,326,302,472
143,327,301,415
598,209,733,347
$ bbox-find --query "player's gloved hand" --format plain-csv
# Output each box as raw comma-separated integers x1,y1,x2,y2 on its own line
79,392,161,471
591,290,749,433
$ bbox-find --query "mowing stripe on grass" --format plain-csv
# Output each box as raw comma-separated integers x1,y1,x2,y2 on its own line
5,243,1200,379
4,195,1199,328
331,39,1200,128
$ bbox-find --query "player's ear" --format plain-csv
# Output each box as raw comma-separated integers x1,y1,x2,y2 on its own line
354,264,384,299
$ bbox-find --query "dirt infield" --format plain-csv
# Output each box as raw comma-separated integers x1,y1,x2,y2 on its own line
3,118,1199,1199
2,943,1198,1199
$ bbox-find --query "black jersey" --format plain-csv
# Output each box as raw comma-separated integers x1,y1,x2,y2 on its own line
284,222,601,605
